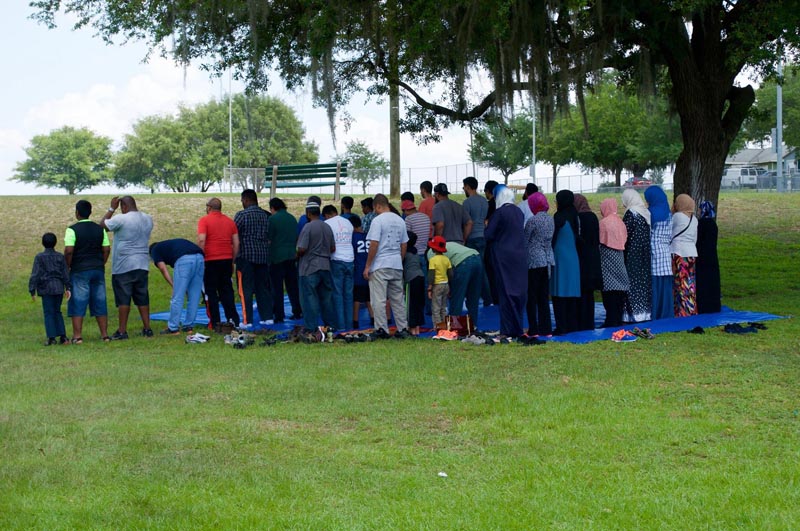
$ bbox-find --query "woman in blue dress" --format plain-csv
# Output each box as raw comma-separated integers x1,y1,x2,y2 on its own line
550,190,581,335
485,184,527,337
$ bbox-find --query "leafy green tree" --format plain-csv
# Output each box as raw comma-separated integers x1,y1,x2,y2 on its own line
229,94,319,191
14,126,112,195
32,1,800,205
339,140,389,193
570,83,682,186
114,115,200,193
572,86,641,186
536,117,581,192
744,65,800,151
114,95,318,192
469,114,532,184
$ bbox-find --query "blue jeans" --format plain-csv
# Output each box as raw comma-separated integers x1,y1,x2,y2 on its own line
169,254,204,331
330,260,354,330
465,237,493,304
299,270,336,331
42,294,66,339
68,269,107,317
449,255,482,327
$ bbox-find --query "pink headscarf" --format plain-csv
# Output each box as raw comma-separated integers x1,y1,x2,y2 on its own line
527,192,549,215
599,198,627,251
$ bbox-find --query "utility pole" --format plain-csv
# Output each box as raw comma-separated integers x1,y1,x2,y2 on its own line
529,98,536,182
228,69,234,191
776,54,784,192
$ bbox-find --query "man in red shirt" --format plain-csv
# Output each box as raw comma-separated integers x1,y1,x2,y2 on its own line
418,180,435,220
198,197,241,330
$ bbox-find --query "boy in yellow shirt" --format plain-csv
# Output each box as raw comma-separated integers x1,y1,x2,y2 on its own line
427,236,453,328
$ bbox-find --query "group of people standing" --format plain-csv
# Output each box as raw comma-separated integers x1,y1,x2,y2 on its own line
28,181,721,344
510,185,721,337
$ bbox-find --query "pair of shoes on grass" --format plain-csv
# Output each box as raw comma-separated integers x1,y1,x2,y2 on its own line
723,323,758,334
110,329,152,340
631,327,655,339
611,329,638,342
185,333,210,344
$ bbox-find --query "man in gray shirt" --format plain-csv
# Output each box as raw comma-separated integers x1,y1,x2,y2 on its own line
297,197,337,332
431,183,473,244
101,195,154,339
461,176,492,304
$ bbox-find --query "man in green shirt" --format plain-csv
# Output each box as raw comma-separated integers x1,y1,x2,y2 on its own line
426,241,482,328
64,200,111,342
268,197,302,322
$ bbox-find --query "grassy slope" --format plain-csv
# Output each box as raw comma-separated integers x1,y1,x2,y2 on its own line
1,192,798,530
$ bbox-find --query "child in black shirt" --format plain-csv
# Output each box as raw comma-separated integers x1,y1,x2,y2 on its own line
29,233,71,345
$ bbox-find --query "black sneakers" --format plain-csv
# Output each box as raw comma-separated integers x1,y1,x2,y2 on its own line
393,329,414,340
142,328,154,337
110,330,129,340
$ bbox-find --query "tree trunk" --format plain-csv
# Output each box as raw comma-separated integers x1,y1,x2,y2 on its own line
388,15,401,198
552,165,558,193
389,84,400,197
614,166,623,187
662,9,755,208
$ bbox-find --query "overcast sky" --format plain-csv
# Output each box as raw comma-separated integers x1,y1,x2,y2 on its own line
0,2,502,196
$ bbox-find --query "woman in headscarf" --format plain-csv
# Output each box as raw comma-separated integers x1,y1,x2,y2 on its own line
483,180,500,305
523,192,555,336
644,186,673,320
671,194,699,317
485,184,527,337
598,198,629,327
550,190,581,334
573,194,602,330
695,200,721,314
621,188,652,322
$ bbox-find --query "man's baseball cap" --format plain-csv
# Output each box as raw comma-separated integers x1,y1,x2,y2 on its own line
401,199,415,211
305,195,321,209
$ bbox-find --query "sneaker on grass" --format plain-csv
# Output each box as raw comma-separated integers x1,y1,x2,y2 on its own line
110,330,129,341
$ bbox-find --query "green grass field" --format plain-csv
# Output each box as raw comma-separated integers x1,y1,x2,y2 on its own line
1,192,798,529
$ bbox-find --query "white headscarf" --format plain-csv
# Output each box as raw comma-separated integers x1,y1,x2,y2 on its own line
622,188,651,226
494,184,516,208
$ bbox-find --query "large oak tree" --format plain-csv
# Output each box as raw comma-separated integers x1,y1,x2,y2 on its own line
32,0,800,205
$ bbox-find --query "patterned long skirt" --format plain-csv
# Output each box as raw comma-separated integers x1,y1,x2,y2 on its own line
672,255,697,317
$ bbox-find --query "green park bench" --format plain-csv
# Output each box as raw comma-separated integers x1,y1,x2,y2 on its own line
268,162,347,201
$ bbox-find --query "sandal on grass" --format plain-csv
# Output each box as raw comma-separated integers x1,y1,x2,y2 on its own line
71,337,83,345
102,336,111,342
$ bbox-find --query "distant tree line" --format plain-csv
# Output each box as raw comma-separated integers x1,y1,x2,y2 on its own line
470,75,684,189
14,94,319,194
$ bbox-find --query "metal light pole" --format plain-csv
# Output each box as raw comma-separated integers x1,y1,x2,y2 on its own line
469,121,476,178
776,57,784,192
228,69,233,170
529,97,536,183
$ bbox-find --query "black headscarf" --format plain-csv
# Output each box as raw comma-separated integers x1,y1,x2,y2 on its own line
552,189,579,248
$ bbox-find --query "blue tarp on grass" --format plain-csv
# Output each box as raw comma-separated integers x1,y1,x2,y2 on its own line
151,297,788,344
